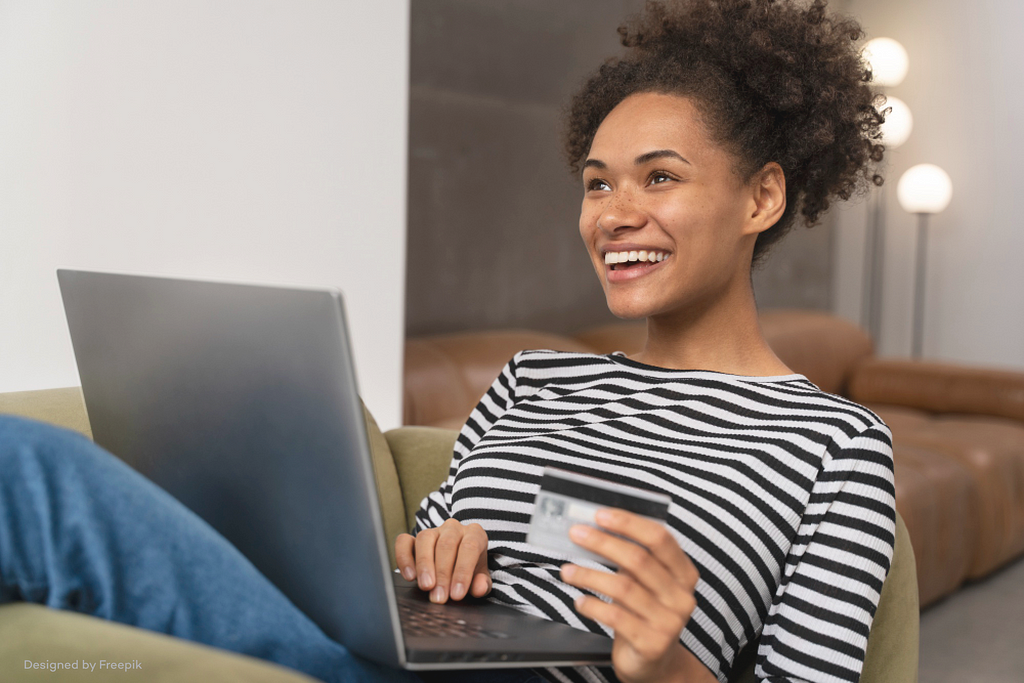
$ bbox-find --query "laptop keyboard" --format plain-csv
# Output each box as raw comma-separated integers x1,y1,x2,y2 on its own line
397,596,510,639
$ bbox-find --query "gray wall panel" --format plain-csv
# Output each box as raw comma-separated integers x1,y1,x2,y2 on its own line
407,0,833,337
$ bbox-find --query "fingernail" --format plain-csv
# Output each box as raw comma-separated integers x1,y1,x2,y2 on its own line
452,582,465,600
419,572,433,589
402,566,415,581
574,595,586,610
569,525,591,541
595,509,613,525
561,564,577,580
431,586,446,603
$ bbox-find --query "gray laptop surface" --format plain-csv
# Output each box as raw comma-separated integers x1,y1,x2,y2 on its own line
57,269,612,670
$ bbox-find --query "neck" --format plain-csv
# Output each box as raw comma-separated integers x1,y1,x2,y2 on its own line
633,278,792,377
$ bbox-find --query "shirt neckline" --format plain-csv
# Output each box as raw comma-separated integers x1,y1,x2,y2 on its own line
605,351,810,383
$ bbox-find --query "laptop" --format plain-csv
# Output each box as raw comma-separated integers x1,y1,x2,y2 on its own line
57,269,613,670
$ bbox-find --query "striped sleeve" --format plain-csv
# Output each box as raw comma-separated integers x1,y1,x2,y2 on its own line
413,353,522,533
755,423,896,683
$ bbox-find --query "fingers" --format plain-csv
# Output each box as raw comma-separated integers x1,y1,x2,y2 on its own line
573,593,687,665
564,513,699,621
411,520,490,604
447,523,488,601
562,563,695,632
568,523,678,603
562,563,671,621
590,509,700,590
430,519,463,603
413,528,439,592
469,546,493,598
394,533,417,581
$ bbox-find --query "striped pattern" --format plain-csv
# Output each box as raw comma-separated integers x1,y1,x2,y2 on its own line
414,351,896,683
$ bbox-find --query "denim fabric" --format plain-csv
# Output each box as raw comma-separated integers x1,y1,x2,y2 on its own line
0,416,437,683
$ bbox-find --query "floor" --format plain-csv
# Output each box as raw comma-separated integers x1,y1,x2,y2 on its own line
918,555,1024,682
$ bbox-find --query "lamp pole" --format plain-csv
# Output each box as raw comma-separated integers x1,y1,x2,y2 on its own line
911,213,928,359
862,184,887,343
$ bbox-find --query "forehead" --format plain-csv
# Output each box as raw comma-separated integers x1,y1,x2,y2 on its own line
587,92,715,164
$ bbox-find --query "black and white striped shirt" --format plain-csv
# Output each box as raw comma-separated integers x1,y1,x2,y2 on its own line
414,351,896,683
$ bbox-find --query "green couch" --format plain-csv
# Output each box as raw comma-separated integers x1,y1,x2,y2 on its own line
0,388,919,682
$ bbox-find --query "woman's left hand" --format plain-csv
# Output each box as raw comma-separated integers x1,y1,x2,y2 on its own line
559,509,711,683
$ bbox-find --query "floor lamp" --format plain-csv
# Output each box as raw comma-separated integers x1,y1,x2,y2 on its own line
897,164,953,359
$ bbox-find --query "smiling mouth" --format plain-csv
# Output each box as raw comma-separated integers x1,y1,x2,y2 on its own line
604,250,670,270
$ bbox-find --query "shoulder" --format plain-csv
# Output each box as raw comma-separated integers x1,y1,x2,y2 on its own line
792,387,895,481
508,349,612,375
505,349,617,396
782,380,891,441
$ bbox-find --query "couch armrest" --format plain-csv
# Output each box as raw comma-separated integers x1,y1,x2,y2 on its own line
848,358,1024,423
861,511,919,683
384,427,459,533
0,603,317,683
0,388,92,439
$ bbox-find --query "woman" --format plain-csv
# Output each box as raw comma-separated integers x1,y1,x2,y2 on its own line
398,1,892,683
0,1,892,682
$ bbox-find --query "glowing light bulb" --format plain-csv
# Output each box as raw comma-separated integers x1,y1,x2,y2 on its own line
863,37,909,87
878,96,913,148
897,164,952,214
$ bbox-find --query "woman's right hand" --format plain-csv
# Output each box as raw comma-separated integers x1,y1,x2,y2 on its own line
395,519,491,604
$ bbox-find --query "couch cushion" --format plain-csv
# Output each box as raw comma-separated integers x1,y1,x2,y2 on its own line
362,406,407,571
889,442,976,606
850,358,1024,423
0,603,316,682
884,415,1024,579
403,330,593,427
383,427,460,533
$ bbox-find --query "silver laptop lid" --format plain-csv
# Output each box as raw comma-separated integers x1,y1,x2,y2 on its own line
57,269,407,667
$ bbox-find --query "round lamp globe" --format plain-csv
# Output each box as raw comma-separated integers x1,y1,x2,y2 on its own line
879,96,913,149
863,37,909,87
897,164,953,214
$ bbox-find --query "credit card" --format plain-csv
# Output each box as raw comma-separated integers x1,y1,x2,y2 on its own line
527,467,672,568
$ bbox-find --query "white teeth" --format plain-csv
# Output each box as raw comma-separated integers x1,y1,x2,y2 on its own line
604,250,670,265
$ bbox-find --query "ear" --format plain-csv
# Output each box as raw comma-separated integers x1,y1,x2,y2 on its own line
743,162,786,236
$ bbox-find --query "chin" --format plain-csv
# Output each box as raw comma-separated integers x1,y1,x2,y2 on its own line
604,295,655,321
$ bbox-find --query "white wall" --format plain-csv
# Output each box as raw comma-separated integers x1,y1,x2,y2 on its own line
0,1,410,428
832,0,1024,370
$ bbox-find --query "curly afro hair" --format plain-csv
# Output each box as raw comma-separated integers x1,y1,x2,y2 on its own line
565,0,886,266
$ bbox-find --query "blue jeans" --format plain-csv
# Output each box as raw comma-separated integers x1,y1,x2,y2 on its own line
0,416,545,683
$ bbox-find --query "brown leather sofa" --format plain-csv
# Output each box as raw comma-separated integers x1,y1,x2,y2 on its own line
404,309,1024,609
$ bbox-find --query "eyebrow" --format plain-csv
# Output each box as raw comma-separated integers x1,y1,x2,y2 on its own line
635,149,691,166
582,149,691,172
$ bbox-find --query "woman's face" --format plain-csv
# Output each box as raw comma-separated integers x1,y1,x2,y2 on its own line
579,92,777,321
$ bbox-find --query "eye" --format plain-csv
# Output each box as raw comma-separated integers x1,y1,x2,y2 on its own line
586,178,611,192
648,171,676,186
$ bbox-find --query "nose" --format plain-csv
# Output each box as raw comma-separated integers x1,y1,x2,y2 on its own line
595,189,647,235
